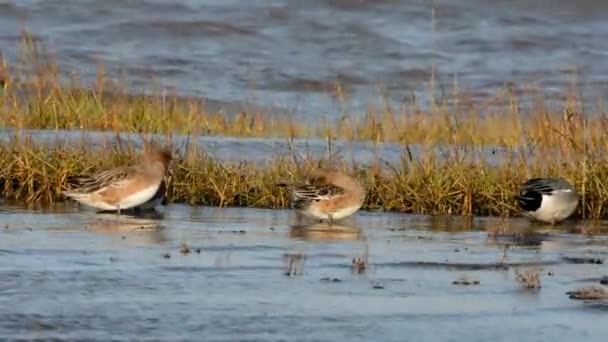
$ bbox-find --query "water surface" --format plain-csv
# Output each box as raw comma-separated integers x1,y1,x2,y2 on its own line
1,127,538,166
1,204,607,340
1,0,607,116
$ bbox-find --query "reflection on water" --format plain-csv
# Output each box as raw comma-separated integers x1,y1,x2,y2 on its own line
427,214,475,231
83,213,169,246
487,225,549,247
289,222,362,241
0,205,607,340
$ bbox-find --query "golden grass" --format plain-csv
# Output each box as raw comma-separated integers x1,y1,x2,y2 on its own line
2,34,608,223
3,134,607,222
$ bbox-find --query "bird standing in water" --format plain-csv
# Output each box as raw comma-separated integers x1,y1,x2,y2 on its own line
63,139,173,215
515,177,579,224
280,168,365,224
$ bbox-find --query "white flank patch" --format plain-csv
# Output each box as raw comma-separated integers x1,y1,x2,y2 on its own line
63,191,115,211
529,193,578,223
68,183,162,212
116,183,162,210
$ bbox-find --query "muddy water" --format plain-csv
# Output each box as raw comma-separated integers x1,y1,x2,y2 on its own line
1,1,608,116
0,204,607,340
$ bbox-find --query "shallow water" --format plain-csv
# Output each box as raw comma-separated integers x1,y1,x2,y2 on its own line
1,0,608,116
0,127,536,166
1,204,607,341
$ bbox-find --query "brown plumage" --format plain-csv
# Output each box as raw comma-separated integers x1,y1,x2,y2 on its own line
63,140,173,213
281,168,365,223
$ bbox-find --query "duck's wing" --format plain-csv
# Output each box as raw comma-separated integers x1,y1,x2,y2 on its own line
66,166,141,194
291,183,346,201
519,178,573,196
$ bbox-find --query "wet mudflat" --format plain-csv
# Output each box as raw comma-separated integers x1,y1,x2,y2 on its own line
0,204,607,341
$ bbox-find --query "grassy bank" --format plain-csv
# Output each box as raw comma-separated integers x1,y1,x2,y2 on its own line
2,36,608,221
1,129,608,222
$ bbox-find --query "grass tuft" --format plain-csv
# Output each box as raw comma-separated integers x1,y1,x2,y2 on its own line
516,268,542,289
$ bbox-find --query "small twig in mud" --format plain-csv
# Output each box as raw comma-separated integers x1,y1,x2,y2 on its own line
567,286,608,300
499,244,510,265
180,243,191,255
452,276,480,286
352,233,369,274
283,253,305,276
352,257,367,274
515,268,542,289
